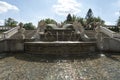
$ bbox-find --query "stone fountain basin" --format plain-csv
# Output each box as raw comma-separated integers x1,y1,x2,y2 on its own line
24,41,97,54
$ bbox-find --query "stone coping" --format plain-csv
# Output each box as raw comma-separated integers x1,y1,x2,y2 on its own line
25,41,96,44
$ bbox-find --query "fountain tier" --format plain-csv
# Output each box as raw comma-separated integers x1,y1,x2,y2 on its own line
24,41,97,54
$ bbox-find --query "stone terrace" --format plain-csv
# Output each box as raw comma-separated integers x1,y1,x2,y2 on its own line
0,53,119,80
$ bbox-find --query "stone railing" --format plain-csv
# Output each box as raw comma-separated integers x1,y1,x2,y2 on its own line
99,26,120,38
2,26,20,39
95,26,120,51
0,26,12,30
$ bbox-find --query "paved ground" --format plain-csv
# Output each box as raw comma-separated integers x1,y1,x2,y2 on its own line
0,53,119,80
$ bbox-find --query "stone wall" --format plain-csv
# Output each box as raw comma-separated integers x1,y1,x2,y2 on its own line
0,39,35,53
0,40,5,53
24,42,97,54
102,38,120,52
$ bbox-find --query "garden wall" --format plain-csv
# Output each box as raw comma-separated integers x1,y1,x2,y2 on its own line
0,39,35,53
102,38,120,52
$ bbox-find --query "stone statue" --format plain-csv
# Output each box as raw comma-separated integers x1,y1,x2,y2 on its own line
18,22,25,39
95,22,103,50
73,21,89,41
73,21,84,34
37,20,46,32
32,20,46,40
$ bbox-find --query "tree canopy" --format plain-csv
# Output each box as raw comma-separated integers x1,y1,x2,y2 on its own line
85,8,94,19
63,9,105,30
4,18,18,27
42,18,57,24
115,16,120,32
64,14,84,24
117,16,120,26
23,22,36,30
85,9,104,29
66,14,72,23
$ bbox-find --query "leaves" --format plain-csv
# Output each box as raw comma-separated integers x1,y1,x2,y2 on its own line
85,8,94,19
23,23,35,30
42,18,57,24
4,18,18,27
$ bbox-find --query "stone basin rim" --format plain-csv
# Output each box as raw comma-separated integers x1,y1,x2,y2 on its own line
25,41,96,44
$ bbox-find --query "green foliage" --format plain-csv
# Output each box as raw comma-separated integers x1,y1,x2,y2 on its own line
66,14,72,23
85,8,94,25
64,14,85,25
4,18,18,27
117,16,120,26
93,17,105,25
23,23,35,30
76,17,86,26
43,18,57,24
108,27,119,32
84,9,105,30
115,16,120,32
46,26,53,30
63,9,105,30
85,8,94,19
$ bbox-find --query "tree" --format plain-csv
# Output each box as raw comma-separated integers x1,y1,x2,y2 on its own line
76,17,85,26
64,14,87,27
4,18,18,27
117,16,120,26
66,13,72,23
93,17,105,25
116,16,120,32
43,18,57,24
64,14,78,23
85,9,94,25
23,22,35,30
85,9,105,29
85,8,94,19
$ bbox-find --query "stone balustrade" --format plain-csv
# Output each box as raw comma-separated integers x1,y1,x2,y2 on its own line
95,26,120,52
2,26,20,39
100,26,120,38
0,26,12,30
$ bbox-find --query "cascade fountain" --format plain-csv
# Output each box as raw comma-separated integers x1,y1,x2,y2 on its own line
24,21,97,54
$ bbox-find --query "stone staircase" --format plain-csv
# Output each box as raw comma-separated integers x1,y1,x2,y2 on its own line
85,30,110,40
10,30,36,39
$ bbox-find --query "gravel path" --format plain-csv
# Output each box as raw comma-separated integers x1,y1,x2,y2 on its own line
0,53,119,80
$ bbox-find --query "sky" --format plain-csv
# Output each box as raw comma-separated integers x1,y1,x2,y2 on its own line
0,0,120,26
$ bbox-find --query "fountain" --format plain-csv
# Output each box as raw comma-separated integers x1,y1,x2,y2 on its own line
24,21,97,54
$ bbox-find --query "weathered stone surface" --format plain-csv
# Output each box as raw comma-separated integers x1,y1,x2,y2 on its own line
24,41,97,54
0,53,119,80
102,38,120,52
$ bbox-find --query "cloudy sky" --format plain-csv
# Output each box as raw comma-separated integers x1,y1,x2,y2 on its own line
0,0,120,26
